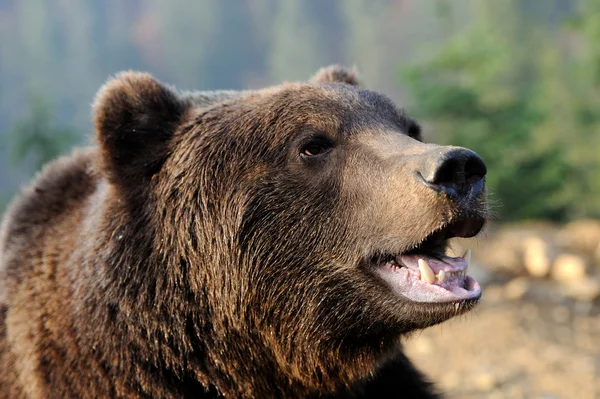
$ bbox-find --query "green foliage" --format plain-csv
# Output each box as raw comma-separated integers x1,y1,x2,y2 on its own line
0,0,596,222
402,0,599,221
3,95,78,175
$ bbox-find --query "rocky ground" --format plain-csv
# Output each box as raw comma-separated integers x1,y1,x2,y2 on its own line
405,220,600,399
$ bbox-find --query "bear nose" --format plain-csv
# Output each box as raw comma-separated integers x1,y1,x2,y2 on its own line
419,147,487,199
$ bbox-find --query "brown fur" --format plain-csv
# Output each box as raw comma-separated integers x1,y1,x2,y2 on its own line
0,66,486,398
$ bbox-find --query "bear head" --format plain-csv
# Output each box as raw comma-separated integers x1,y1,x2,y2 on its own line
92,66,487,396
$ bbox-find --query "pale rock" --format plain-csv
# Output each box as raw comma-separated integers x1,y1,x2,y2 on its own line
523,236,554,277
472,370,497,391
561,278,600,302
551,253,587,281
411,336,434,355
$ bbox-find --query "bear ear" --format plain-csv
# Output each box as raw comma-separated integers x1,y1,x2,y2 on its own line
310,65,361,86
93,72,187,191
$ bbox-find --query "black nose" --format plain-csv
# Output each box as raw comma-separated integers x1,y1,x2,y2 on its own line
419,148,487,199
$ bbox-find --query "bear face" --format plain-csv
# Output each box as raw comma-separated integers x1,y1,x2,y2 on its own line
0,66,486,398
90,67,487,395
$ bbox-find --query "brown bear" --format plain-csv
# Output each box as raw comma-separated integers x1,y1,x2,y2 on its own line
0,65,487,398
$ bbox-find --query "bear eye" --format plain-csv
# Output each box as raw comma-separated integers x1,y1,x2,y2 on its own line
300,137,334,158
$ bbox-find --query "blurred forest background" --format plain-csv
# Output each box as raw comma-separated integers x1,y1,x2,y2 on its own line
1,2,599,397
0,0,599,220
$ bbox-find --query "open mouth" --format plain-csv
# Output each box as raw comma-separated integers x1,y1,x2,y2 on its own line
370,220,482,304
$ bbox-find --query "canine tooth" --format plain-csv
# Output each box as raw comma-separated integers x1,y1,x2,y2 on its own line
418,259,436,284
454,302,460,312
437,270,446,283
462,249,471,265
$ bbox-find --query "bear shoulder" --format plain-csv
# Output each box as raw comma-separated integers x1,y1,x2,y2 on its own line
0,148,98,300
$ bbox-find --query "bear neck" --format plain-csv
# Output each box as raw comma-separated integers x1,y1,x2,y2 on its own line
75,187,401,398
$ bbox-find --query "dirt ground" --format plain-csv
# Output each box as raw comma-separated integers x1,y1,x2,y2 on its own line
404,266,600,399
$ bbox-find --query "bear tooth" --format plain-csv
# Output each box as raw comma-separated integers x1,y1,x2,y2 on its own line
418,259,436,284
437,270,446,283
462,249,471,266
